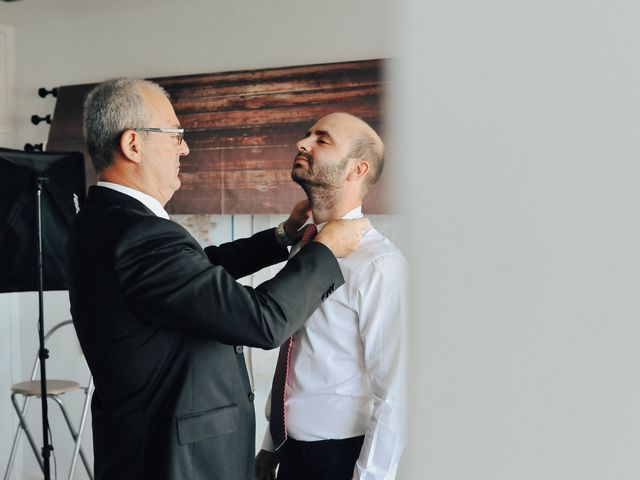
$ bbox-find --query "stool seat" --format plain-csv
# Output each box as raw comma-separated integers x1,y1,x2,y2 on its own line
4,319,94,480
11,380,80,396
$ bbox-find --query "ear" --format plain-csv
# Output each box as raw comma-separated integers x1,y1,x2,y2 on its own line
119,129,143,164
346,159,370,181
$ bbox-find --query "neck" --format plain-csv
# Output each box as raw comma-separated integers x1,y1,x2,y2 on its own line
309,193,362,224
99,168,167,206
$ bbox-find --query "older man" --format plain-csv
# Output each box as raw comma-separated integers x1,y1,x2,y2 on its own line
66,79,370,480
255,113,407,480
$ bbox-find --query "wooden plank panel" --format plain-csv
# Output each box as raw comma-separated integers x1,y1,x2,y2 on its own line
172,85,383,114
46,59,387,214
184,119,383,150
161,61,381,93
180,102,380,129
47,83,96,185
167,149,223,214
184,124,302,149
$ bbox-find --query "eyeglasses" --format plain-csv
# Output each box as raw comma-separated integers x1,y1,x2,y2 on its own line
134,127,185,145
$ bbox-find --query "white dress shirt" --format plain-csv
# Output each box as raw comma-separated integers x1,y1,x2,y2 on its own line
96,181,170,219
262,206,408,480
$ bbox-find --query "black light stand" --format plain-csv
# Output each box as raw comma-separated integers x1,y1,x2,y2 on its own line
0,149,85,480
36,176,53,480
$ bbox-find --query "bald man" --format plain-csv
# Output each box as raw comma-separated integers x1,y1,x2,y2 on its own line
255,113,408,480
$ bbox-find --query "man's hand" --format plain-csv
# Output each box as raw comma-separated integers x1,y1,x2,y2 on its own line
254,449,278,480
283,199,312,242
314,217,372,258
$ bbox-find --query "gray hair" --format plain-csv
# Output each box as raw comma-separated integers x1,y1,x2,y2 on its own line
83,78,168,172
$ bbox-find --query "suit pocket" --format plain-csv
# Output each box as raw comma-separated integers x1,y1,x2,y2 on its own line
176,404,239,445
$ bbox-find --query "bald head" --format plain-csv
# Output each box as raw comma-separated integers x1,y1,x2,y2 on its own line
318,113,385,197
319,112,382,142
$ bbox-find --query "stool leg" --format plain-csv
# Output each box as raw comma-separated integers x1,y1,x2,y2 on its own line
4,389,39,480
50,396,93,479
3,396,28,480
67,380,94,480
3,423,21,480
9,393,44,473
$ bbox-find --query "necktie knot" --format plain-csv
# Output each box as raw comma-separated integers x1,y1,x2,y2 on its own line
299,223,318,248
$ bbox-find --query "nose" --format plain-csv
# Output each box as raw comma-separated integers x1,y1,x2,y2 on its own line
180,138,190,156
296,137,311,152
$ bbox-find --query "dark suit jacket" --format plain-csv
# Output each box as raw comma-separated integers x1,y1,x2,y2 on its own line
66,186,343,480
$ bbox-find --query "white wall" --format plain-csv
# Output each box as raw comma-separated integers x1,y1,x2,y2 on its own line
0,23,15,146
5,2,393,478
0,294,23,480
393,1,640,479
0,21,23,480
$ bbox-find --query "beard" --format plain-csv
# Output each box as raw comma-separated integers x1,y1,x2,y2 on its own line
291,151,349,210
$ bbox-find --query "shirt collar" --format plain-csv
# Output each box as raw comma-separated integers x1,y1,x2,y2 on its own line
308,205,364,233
97,181,170,219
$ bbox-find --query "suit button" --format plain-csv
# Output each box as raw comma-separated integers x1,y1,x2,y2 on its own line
248,392,255,402
235,345,244,354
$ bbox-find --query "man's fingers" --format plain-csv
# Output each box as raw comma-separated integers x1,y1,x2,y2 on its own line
294,199,311,215
254,450,277,480
313,216,373,258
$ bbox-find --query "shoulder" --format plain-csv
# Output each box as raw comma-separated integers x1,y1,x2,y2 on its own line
76,202,200,257
352,228,406,267
341,228,407,287
115,214,197,253
78,201,187,240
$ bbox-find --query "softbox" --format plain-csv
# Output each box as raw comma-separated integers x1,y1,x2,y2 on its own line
0,148,85,293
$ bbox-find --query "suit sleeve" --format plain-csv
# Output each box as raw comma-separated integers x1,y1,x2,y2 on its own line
114,218,344,349
204,228,289,279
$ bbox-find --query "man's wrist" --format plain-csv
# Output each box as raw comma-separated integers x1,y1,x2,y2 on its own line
276,221,294,246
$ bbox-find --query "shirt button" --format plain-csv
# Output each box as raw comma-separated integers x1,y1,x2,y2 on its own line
248,392,255,402
234,345,244,354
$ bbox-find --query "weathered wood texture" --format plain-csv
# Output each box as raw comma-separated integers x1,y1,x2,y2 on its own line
47,60,387,214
